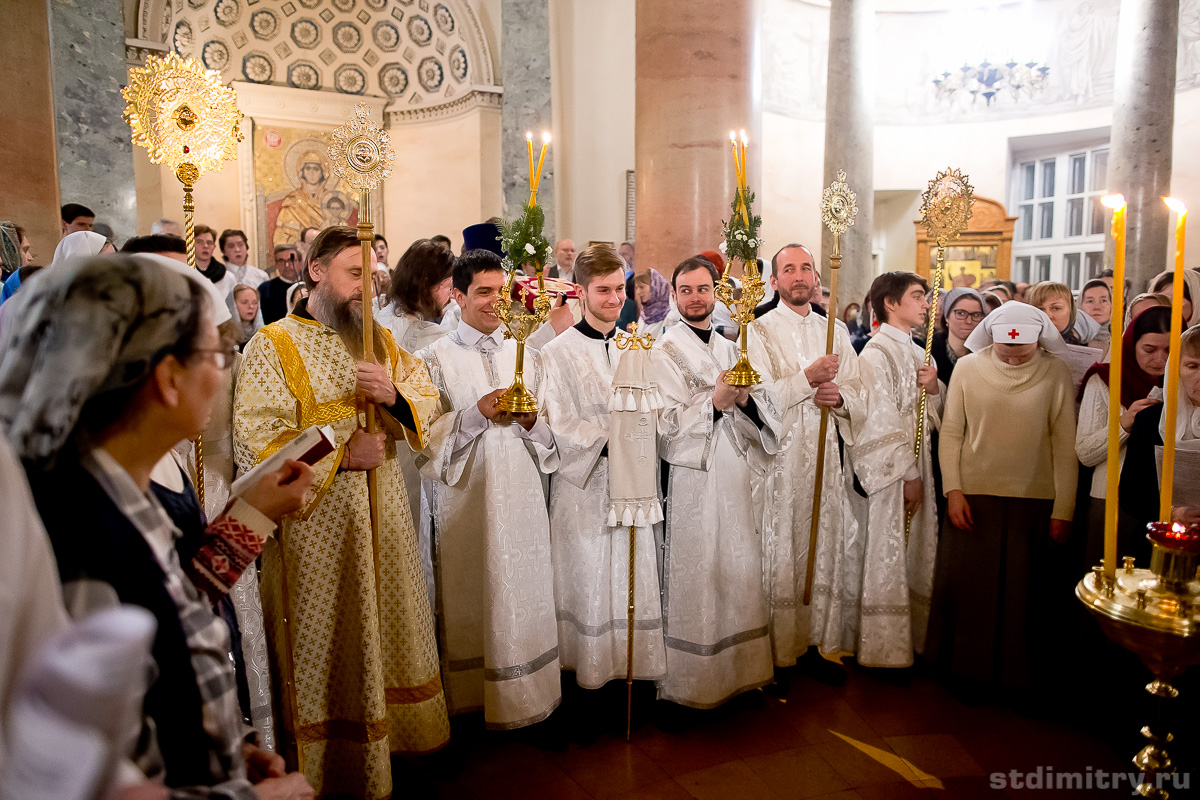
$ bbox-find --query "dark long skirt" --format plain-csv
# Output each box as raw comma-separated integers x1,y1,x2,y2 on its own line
924,495,1056,688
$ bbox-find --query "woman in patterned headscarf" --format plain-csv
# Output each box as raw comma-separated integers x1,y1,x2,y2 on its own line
0,254,315,798
634,267,675,337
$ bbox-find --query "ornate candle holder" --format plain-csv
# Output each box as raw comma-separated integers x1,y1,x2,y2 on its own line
124,52,242,510
717,140,765,387
1077,523,1200,799
495,202,554,414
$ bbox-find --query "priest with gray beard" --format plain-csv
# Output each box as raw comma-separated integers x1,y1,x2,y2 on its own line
650,256,778,711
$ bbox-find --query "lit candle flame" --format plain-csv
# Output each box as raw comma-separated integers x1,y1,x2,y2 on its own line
1101,193,1126,210
1164,196,1187,215
542,131,551,144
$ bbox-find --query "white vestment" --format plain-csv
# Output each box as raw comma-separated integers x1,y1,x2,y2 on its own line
746,304,865,663
652,323,776,708
541,325,667,688
418,327,562,728
847,324,941,668
378,302,460,607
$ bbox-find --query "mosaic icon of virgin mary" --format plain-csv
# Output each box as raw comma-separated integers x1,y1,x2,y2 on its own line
265,142,356,247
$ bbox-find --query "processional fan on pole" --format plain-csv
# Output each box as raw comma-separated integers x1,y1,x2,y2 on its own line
907,168,974,545
803,170,857,606
326,102,397,694
123,52,244,510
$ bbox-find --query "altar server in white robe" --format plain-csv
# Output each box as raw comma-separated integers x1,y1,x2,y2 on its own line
541,244,667,689
847,272,942,668
416,249,562,729
652,256,778,708
747,243,866,666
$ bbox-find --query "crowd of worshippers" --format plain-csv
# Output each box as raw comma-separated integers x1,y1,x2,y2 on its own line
1,206,1198,800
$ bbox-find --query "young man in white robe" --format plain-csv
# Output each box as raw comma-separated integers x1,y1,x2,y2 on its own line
651,256,778,709
541,244,667,693
417,249,562,730
847,272,942,669
746,243,866,678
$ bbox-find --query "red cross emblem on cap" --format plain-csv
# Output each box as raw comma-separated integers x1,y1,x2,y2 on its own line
1007,328,1020,340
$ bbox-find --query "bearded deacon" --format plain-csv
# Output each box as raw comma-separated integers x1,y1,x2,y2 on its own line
234,227,448,800
417,249,561,729
746,243,866,666
651,256,777,709
540,244,667,691
847,272,941,668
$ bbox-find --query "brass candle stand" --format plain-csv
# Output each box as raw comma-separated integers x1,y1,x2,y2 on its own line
718,134,764,387
1076,523,1200,799
908,169,973,545
124,52,243,510
495,198,554,415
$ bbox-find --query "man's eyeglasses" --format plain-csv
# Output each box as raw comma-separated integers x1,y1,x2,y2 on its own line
950,309,985,322
190,347,237,370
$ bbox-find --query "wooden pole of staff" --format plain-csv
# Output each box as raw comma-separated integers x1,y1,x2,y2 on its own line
626,523,636,741
804,248,841,606
357,189,387,652
904,249,943,545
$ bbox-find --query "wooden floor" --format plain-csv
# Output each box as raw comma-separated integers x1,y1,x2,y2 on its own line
393,658,1173,799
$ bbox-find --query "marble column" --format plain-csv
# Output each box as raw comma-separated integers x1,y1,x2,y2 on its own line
820,0,874,313
635,0,760,276
1,0,61,260
501,0,554,237
1107,0,1177,294
48,0,137,244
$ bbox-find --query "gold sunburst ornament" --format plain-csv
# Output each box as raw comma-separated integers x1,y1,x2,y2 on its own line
907,167,975,545
327,103,395,192
123,52,243,511
820,169,859,252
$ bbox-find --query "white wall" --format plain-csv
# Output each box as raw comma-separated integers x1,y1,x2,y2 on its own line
548,0,636,246
382,105,503,254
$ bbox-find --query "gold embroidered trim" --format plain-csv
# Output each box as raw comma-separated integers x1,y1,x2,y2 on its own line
301,443,344,521
294,717,388,744
384,674,443,705
256,428,302,466
261,325,359,429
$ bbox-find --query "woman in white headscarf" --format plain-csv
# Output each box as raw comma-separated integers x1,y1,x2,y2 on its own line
1150,268,1200,329
0,231,114,342
925,302,1077,690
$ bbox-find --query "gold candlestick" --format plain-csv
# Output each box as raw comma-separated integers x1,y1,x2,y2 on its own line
494,132,554,413
123,52,243,511
907,169,974,545
803,170,858,606
717,132,765,388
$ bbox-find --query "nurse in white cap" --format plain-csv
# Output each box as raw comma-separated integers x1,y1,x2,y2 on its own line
924,302,1077,689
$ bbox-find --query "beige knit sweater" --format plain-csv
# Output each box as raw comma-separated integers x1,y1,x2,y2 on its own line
939,347,1078,521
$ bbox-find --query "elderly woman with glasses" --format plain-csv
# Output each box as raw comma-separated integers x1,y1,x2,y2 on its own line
0,255,316,799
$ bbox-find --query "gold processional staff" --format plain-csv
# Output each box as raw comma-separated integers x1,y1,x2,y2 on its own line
908,169,973,545
123,52,244,511
804,170,858,606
